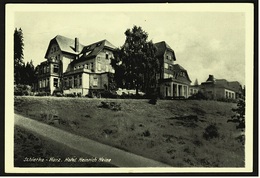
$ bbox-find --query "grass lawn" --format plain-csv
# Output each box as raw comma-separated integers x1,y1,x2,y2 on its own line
14,126,114,167
14,96,244,167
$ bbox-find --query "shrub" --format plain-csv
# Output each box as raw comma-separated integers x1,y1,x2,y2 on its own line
203,123,219,140
65,93,76,97
227,99,245,130
87,90,101,98
99,101,121,111
188,91,208,100
35,91,49,96
142,130,150,137
148,98,157,105
14,84,31,96
217,98,237,103
100,90,118,98
55,92,63,97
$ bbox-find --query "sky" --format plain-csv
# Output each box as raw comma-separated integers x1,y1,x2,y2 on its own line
14,8,246,86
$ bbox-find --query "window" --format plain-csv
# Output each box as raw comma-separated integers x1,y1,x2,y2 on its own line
53,65,59,73
106,53,109,59
93,78,98,86
79,75,82,86
96,43,101,47
69,77,72,88
97,63,101,71
43,66,46,73
46,78,49,86
164,73,169,79
226,91,228,98
43,79,45,87
46,66,49,73
74,76,78,88
91,62,94,70
39,80,42,88
54,78,58,87
168,55,172,60
164,63,168,69
86,63,89,69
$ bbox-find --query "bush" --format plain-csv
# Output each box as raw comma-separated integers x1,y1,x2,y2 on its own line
14,84,31,96
35,91,49,96
55,92,63,97
217,98,237,103
100,90,118,98
142,130,151,137
99,101,121,111
188,91,208,100
87,90,101,98
228,99,245,130
203,124,219,140
65,93,76,97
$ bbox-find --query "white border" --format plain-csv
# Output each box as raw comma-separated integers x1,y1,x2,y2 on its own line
5,3,254,174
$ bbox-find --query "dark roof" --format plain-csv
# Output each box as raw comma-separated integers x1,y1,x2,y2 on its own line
71,39,116,65
201,75,242,92
45,35,84,58
173,64,185,71
154,41,176,61
228,81,242,93
173,64,192,82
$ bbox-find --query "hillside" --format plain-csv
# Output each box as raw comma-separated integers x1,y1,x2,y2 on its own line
14,96,244,167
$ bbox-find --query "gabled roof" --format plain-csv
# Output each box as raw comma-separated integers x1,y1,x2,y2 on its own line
201,75,242,92
45,35,84,58
81,39,116,57
154,41,176,61
173,64,192,82
173,64,185,71
71,39,116,65
228,81,242,93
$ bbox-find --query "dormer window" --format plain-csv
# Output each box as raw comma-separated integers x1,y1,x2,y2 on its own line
164,63,168,69
85,51,91,56
53,65,59,73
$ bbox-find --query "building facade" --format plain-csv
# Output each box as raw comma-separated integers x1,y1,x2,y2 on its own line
36,35,115,96
200,75,242,100
155,41,192,98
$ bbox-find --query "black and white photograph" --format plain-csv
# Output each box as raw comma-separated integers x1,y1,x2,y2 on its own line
4,3,256,174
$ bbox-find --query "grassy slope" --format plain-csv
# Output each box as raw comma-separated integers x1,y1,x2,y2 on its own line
14,126,114,167
14,96,244,167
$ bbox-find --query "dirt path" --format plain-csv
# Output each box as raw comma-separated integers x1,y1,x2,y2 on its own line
14,114,170,167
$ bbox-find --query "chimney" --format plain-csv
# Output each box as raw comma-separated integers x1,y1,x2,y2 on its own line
206,75,215,82
75,37,79,52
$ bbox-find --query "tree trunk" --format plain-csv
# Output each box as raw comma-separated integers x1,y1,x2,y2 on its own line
136,83,139,95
